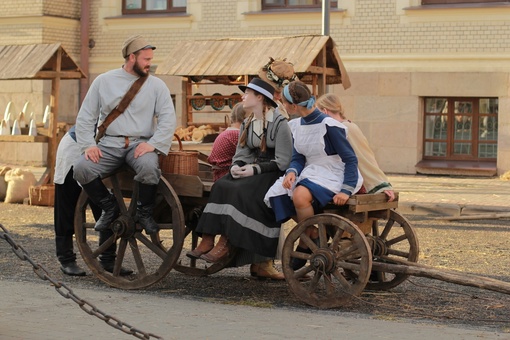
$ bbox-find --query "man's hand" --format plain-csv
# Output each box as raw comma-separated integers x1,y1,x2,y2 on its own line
134,142,155,158
84,146,103,163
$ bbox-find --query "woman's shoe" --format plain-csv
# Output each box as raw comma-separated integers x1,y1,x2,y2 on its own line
186,234,215,259
200,235,230,263
290,237,319,271
290,245,312,271
252,260,285,280
250,263,259,277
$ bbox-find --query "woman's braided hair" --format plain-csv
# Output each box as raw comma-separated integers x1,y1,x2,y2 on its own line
238,95,272,152
286,81,312,105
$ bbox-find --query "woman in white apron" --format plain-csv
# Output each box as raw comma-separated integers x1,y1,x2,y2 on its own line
264,81,363,269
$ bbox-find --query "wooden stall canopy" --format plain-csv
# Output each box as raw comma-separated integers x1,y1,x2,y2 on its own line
0,43,85,183
0,43,84,80
156,35,351,91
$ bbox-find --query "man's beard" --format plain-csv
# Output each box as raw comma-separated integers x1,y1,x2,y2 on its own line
133,60,149,77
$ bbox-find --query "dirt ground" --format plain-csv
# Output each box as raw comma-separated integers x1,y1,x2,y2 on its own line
0,202,509,334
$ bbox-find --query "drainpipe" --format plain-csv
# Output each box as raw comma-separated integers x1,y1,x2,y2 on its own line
80,0,90,105
322,0,330,36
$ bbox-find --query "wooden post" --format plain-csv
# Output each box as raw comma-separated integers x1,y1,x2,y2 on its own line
317,45,327,96
47,48,62,184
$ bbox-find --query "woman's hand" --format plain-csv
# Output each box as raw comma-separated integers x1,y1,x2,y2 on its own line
384,189,395,202
333,192,349,206
282,172,296,189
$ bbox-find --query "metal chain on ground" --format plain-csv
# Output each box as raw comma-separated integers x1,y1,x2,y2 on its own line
0,224,163,340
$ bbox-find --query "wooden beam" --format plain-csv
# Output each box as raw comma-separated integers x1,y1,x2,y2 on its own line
34,70,83,79
47,47,62,184
317,45,327,96
306,65,339,76
0,135,49,142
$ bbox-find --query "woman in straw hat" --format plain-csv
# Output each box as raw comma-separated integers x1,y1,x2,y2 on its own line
187,78,293,280
258,57,298,119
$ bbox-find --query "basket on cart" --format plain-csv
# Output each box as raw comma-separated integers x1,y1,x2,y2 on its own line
160,134,199,176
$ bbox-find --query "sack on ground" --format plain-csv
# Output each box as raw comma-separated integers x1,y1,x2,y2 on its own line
0,166,12,201
4,168,37,203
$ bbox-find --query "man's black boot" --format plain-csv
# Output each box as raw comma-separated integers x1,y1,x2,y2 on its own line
82,177,119,232
60,261,86,276
135,182,159,235
99,230,133,276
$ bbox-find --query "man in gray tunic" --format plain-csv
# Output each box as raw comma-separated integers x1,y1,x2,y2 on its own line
74,35,176,235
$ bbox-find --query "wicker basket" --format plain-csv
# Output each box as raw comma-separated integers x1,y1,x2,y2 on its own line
160,134,199,176
29,184,55,207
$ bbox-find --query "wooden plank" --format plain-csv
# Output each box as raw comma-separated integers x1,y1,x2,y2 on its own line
347,192,399,205
0,135,49,142
349,201,398,213
162,173,205,197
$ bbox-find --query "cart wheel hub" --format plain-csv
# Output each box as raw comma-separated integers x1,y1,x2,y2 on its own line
311,249,335,273
369,236,388,257
111,214,136,238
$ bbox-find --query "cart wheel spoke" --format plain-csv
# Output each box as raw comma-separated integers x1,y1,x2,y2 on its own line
91,233,118,258
332,269,352,290
129,238,147,276
135,233,167,260
111,239,128,277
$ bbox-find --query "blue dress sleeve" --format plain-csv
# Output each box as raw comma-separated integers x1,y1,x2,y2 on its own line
325,125,359,195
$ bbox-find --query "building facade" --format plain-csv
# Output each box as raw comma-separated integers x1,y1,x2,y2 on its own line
0,0,509,175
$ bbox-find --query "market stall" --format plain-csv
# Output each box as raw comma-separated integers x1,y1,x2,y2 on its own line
0,43,86,183
156,35,350,134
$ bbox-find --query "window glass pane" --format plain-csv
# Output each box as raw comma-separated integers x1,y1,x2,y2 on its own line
425,115,447,139
289,0,316,4
479,98,498,114
454,116,471,140
453,142,471,156
173,0,187,7
478,144,497,158
147,0,167,10
126,0,142,9
265,0,285,4
454,101,472,114
479,116,497,141
425,98,447,113
424,142,447,157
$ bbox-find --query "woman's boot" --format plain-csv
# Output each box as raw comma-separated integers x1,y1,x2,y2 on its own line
253,260,284,280
186,234,215,259
200,235,230,263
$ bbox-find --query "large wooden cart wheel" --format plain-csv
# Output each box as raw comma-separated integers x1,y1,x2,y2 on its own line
282,213,372,308
365,209,419,291
173,206,236,276
75,170,185,289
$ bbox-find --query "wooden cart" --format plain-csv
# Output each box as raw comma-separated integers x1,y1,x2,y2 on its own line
74,165,510,308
